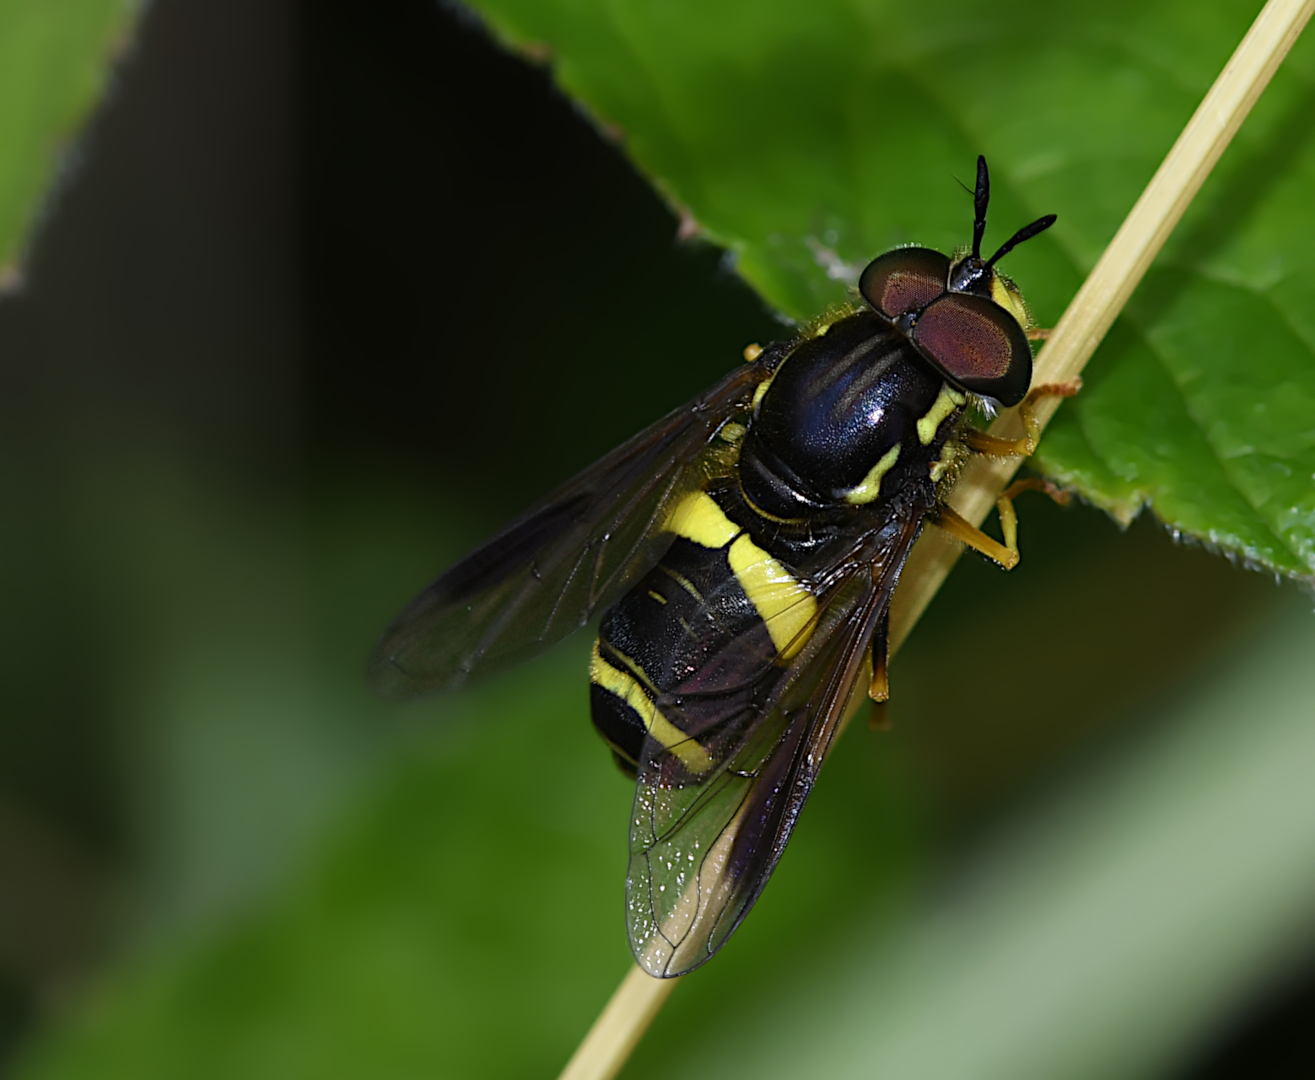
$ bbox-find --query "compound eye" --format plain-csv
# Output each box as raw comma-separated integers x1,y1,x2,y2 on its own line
910,292,1032,406
859,248,950,321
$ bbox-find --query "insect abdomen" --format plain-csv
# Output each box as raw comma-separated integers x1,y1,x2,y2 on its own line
590,490,816,775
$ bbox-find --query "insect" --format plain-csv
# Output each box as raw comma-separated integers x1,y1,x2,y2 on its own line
370,157,1076,977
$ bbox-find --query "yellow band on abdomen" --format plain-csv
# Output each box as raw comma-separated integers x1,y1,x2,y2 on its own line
666,491,741,548
727,534,817,661
590,641,713,773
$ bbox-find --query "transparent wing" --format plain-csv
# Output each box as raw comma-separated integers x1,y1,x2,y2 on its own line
370,356,773,696
626,508,924,977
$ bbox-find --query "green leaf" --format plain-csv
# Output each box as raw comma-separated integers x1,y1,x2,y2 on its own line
467,0,1315,578
0,0,132,270
11,651,635,1080
5,639,926,1080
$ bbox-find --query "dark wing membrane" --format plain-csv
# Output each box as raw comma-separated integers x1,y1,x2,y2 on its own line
370,359,770,696
626,509,923,977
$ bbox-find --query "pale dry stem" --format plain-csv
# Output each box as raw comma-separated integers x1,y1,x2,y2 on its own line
558,966,678,1080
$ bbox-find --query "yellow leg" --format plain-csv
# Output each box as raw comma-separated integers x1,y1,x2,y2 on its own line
866,613,893,731
964,378,1083,458
995,478,1071,560
934,478,1071,570
934,504,1018,569
868,611,889,703
1025,327,1052,341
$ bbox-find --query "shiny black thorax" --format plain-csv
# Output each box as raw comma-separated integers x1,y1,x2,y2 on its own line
739,310,954,523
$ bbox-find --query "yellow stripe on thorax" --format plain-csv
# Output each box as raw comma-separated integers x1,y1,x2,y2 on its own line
916,385,967,445
667,491,741,548
843,444,901,505
590,642,713,774
727,534,817,661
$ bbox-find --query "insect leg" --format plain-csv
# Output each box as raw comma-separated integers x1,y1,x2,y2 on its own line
964,377,1083,457
995,477,1071,561
933,504,1019,568
933,477,1071,569
868,609,889,703
866,610,892,731
963,429,1028,457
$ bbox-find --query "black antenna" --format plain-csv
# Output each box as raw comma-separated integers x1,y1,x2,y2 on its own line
972,155,990,258
985,213,1057,267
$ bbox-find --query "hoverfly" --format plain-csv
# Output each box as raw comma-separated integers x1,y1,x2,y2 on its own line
370,157,1073,977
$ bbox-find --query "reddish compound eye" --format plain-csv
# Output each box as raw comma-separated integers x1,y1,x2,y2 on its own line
859,248,950,321
910,292,1032,406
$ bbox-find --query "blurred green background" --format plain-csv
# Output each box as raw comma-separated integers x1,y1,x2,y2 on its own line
1,0,1313,1077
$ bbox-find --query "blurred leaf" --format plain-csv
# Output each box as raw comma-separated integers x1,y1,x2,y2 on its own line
643,599,1315,1080
11,518,1305,1080
0,0,132,269
467,0,1315,579
12,647,631,1080
6,638,923,1080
